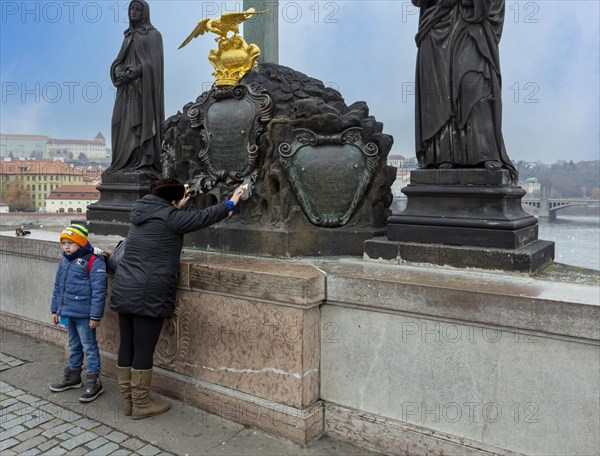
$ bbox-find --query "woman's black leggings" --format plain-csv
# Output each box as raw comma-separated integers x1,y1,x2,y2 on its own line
117,314,164,370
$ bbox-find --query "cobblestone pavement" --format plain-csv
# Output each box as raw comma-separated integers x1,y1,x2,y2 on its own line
1,353,172,456
0,353,25,372
0,332,380,456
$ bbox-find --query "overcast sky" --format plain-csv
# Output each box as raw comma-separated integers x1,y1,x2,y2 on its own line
1,1,598,165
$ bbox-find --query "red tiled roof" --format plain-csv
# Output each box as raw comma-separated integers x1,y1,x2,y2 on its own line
47,139,103,145
1,133,106,144
0,134,49,140
0,160,85,175
47,184,99,199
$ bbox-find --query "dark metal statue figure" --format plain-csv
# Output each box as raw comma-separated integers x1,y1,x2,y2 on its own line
412,0,516,179
107,0,164,175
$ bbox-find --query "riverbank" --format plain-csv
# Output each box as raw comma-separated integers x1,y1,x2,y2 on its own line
0,213,75,230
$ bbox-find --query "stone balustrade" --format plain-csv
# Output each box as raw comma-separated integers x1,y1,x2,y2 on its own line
1,232,598,455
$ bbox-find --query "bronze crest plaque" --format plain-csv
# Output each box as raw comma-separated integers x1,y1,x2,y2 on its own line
279,128,379,227
187,84,272,181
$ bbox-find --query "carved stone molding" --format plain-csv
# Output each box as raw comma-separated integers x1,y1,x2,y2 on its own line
155,298,191,368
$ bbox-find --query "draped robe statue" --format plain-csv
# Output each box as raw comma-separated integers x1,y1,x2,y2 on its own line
107,0,164,175
412,0,516,179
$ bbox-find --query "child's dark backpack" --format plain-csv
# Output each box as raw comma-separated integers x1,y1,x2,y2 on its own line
106,239,127,273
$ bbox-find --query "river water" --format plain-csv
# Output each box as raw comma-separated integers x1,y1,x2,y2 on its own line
537,216,600,271
392,199,599,270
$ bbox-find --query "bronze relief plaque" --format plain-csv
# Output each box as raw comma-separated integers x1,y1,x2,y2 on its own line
205,98,254,173
279,128,379,227
188,84,272,181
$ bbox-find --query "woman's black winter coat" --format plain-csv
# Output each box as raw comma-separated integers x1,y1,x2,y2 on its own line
109,194,229,318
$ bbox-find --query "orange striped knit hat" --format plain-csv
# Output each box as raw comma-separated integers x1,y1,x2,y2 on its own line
60,224,89,247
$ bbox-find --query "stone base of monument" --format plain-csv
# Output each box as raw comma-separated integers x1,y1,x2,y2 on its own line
87,171,156,236
1,233,598,455
364,237,555,273
367,169,555,273
96,252,325,445
184,224,386,257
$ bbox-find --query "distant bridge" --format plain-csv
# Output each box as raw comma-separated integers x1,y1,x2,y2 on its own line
522,197,600,220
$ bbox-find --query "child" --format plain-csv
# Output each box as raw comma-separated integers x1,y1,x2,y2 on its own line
50,223,107,402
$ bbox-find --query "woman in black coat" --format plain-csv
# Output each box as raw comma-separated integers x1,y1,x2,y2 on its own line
110,178,244,419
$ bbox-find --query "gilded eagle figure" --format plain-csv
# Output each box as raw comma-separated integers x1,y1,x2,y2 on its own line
179,8,265,49
177,7,266,86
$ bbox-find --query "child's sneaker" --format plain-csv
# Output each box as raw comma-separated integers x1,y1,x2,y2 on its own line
79,372,104,402
50,365,82,392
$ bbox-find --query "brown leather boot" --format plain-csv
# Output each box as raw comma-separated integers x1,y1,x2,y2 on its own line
131,368,170,420
116,366,132,416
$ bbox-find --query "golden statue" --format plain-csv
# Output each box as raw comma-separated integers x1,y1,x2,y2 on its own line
179,8,264,86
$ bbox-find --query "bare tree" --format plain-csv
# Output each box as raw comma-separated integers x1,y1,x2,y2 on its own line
4,181,33,212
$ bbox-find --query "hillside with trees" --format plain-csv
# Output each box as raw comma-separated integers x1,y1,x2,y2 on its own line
515,160,600,198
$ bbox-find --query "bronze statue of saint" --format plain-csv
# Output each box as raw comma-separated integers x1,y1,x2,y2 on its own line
412,0,516,178
107,0,164,175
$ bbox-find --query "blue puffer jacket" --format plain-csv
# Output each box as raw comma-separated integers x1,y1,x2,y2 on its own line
51,242,107,320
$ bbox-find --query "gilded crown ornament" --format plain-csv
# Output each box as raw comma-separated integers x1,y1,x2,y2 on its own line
178,8,264,86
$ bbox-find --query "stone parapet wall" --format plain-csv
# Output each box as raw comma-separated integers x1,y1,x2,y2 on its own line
97,250,325,443
319,260,599,455
1,232,598,454
0,232,325,445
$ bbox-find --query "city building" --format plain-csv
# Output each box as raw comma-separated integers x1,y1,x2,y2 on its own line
0,132,109,162
81,165,104,184
46,184,100,214
387,155,419,172
0,134,49,159
0,159,84,211
387,155,406,169
521,177,541,198
47,132,109,162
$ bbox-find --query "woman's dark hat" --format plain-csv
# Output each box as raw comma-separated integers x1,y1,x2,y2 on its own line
150,178,185,202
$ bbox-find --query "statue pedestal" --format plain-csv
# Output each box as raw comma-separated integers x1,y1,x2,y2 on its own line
86,171,157,236
365,169,555,273
97,250,325,445
185,224,385,258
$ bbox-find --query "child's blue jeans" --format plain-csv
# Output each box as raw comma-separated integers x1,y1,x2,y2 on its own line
64,318,101,373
